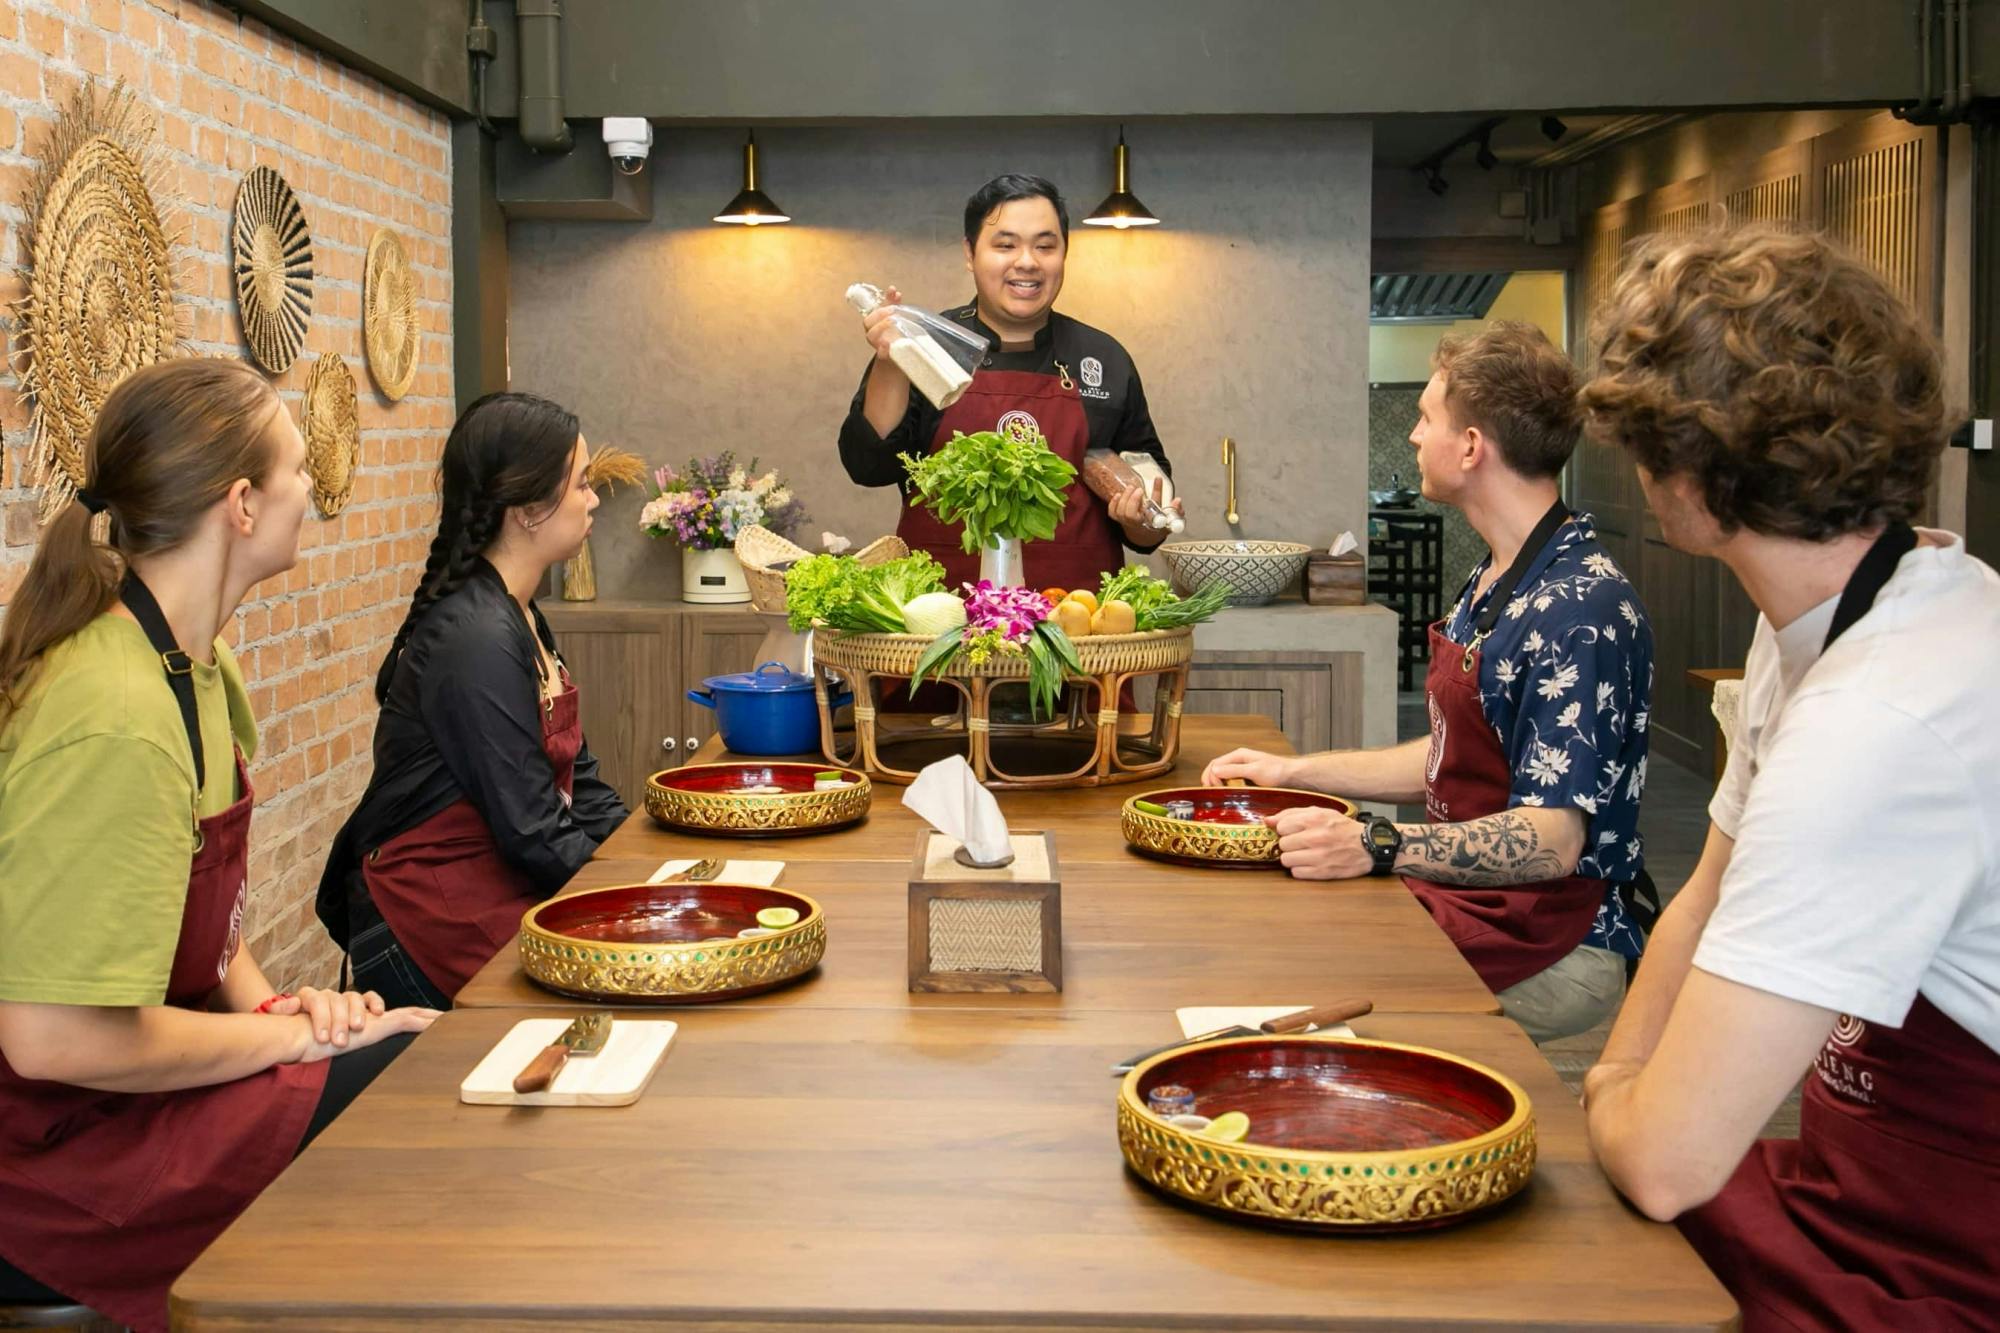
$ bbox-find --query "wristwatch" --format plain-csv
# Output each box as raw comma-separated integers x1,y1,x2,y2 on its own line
1361,815,1403,876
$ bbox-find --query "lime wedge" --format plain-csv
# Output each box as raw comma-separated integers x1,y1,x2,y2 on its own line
814,771,843,781
1133,799,1170,816
1201,1111,1251,1143
755,906,801,929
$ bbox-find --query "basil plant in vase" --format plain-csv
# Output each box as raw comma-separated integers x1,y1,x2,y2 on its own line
899,428,1075,587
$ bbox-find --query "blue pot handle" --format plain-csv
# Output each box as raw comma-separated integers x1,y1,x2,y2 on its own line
686,688,715,710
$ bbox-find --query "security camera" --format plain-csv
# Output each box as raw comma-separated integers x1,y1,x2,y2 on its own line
602,117,653,176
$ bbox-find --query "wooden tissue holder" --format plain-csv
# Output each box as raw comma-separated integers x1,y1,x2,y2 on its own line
907,830,1062,993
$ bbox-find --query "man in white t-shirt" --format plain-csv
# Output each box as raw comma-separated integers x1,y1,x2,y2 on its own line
1576,224,2000,1332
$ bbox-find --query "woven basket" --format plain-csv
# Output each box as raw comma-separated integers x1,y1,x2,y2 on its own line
363,228,419,400
814,626,1193,679
301,352,359,517
231,165,313,374
13,79,184,520
735,526,910,616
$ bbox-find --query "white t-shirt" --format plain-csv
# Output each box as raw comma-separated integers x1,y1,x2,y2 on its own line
1697,530,2000,1053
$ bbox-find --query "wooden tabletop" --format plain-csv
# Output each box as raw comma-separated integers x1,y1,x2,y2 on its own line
454,715,1498,1016
172,1006,1736,1331
454,857,1501,1015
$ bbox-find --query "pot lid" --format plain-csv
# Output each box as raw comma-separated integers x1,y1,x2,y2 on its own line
702,660,815,693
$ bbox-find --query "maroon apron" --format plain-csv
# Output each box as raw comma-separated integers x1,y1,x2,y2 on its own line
0,753,327,1332
1679,999,2000,1331
362,674,582,999
895,367,1124,595
1402,620,1609,992
1674,522,1996,1331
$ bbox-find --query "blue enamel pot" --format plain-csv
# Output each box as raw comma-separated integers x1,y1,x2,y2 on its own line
686,661,850,756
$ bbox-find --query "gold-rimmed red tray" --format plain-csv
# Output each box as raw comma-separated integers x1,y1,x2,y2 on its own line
644,762,870,837
1118,1035,1536,1232
1120,786,1360,868
519,881,825,1003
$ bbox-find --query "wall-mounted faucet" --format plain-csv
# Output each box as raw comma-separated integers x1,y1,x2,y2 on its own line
1221,436,1240,525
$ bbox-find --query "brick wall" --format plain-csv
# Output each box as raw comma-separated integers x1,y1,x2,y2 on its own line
0,0,455,988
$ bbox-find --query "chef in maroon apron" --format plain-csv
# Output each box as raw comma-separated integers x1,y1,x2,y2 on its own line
316,394,628,1008
838,173,1180,595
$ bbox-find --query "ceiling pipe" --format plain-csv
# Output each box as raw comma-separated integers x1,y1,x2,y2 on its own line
515,0,572,152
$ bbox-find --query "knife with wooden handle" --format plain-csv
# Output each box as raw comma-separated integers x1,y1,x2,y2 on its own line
1109,998,1373,1075
512,1012,613,1094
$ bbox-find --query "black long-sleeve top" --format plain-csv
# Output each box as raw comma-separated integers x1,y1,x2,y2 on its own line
837,304,1174,552
315,559,626,946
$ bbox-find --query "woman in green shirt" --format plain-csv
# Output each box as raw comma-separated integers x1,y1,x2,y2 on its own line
0,359,437,1331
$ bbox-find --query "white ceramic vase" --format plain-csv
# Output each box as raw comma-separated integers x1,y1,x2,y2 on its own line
682,546,751,604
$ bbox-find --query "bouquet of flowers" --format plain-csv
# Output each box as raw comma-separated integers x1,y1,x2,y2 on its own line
909,580,1082,721
639,452,806,550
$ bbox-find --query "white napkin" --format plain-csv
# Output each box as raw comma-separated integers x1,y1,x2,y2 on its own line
646,859,785,886
1329,531,1360,557
1176,1005,1356,1040
901,754,1012,866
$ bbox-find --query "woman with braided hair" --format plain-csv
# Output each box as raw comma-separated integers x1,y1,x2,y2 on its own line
0,359,437,1330
315,392,627,1008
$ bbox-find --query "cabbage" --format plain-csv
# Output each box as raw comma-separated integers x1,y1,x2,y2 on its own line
901,591,968,637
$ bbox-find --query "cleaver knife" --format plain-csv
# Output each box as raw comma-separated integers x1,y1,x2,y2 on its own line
512,1012,613,1094
1110,998,1374,1075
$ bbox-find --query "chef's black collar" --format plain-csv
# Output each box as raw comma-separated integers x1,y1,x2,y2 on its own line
958,301,1058,353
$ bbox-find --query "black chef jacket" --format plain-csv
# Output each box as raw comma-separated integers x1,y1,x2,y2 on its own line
837,304,1173,551
314,558,626,947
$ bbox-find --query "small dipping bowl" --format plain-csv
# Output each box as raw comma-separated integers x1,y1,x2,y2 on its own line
1147,1083,1197,1116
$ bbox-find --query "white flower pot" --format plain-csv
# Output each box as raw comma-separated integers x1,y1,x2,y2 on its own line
681,546,751,604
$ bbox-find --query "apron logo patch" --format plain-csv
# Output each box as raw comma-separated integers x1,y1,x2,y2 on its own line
220,879,247,983
1830,1014,1867,1048
996,410,1042,444
1081,357,1103,388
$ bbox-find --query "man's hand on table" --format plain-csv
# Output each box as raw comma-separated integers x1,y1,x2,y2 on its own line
1202,747,1299,788
1268,806,1376,881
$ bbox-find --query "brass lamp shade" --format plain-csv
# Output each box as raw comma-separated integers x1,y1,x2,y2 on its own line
714,132,790,225
1084,131,1159,229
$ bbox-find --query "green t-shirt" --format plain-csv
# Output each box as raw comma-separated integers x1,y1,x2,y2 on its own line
0,614,258,1005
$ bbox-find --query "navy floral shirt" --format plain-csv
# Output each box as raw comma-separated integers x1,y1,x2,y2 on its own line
1441,512,1654,960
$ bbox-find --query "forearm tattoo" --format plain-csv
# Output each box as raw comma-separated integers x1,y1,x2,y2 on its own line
1397,812,1571,886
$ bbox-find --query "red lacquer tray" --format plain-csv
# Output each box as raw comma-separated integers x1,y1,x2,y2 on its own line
1118,1036,1536,1231
518,882,825,1003
644,762,870,837
1119,786,1360,867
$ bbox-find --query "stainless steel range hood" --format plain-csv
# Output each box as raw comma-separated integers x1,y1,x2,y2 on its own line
1369,272,1509,324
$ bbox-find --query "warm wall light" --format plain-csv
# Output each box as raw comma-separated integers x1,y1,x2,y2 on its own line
714,130,790,225
1083,125,1159,229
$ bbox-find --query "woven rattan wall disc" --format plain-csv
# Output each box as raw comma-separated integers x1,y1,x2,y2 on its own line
12,80,183,520
231,166,313,374
301,352,359,517
363,228,418,400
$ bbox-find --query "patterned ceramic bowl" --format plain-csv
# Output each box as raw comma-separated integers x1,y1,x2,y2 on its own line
519,881,825,1003
1121,786,1360,867
1158,540,1313,606
1118,1035,1537,1232
645,762,870,837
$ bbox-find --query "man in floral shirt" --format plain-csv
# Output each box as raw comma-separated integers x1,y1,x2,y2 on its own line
1209,322,1654,1041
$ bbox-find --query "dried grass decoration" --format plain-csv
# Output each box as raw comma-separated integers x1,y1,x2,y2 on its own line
301,352,359,517
231,165,313,374
562,445,651,601
363,227,419,400
12,79,185,520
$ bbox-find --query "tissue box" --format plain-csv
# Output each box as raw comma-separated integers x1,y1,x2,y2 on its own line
907,831,1062,993
1304,554,1366,606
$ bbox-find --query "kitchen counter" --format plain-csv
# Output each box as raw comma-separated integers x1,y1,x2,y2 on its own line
1190,595,1401,750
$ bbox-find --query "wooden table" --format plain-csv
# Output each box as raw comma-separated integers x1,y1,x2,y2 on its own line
454,716,1500,1016
172,1006,1736,1330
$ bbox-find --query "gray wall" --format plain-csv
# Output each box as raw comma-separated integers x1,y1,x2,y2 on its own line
506,120,1371,599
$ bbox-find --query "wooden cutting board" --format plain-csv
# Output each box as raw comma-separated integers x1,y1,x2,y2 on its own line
460,1018,677,1106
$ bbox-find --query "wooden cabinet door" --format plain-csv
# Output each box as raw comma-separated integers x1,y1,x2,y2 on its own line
680,611,773,756
543,606,679,808
1180,658,1336,755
